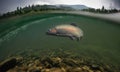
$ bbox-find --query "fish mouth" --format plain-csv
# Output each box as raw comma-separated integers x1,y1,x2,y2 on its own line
46,32,56,36
46,31,51,35
46,29,51,34
46,29,57,35
46,30,55,35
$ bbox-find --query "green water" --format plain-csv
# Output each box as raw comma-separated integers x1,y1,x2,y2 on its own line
0,13,120,66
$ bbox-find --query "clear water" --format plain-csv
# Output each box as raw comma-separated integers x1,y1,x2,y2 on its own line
0,13,120,67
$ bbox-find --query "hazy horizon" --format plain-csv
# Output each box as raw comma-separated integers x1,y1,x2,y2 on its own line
0,0,120,14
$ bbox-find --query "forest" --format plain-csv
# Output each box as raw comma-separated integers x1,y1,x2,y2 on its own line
0,5,120,18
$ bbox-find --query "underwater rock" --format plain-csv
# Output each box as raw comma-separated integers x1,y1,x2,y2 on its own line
66,67,81,72
41,68,66,72
3,55,118,72
63,58,80,67
28,66,41,72
41,68,50,72
51,57,62,64
28,63,34,67
41,57,53,68
90,64,100,70
72,67,82,72
82,65,91,72
0,57,23,72
7,66,28,72
50,68,65,72
41,57,62,68
34,59,41,66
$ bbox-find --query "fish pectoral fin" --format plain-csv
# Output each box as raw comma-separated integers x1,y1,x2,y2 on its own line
56,33,64,36
77,36,83,41
69,36,76,40
77,37,80,41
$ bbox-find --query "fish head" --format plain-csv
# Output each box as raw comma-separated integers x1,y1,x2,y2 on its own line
46,28,57,35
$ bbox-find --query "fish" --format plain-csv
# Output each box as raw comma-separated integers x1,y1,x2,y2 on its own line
46,23,83,41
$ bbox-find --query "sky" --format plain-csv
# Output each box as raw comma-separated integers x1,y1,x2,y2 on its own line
0,0,120,14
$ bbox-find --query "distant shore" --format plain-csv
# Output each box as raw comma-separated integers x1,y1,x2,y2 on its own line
50,11,120,23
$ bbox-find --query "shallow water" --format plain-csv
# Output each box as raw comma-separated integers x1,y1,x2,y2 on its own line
0,13,120,67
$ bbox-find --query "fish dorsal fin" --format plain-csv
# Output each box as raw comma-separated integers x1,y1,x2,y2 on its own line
70,23,78,27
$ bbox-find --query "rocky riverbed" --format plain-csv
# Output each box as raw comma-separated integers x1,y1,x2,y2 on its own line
0,50,119,72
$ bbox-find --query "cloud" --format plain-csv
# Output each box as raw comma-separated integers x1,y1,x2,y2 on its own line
102,0,120,9
110,0,120,8
34,0,104,8
31,1,50,5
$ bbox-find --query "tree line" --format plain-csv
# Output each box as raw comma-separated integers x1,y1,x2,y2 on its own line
82,6,120,13
0,5,120,18
0,5,73,18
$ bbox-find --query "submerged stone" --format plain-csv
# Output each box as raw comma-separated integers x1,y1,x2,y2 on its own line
0,57,23,72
